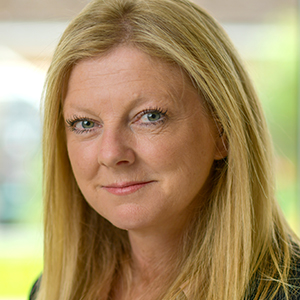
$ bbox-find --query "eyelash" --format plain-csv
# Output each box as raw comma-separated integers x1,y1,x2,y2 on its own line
65,115,99,134
134,107,168,125
65,107,168,134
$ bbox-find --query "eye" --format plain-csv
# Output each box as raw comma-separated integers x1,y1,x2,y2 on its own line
65,116,100,134
141,112,163,123
76,120,95,129
135,108,168,125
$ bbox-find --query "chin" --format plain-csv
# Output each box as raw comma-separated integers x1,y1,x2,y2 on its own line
110,219,150,232
105,204,154,231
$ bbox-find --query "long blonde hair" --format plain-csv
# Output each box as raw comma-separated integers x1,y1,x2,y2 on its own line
38,0,299,299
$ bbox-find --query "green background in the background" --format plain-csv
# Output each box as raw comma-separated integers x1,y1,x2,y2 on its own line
248,13,298,232
0,12,299,299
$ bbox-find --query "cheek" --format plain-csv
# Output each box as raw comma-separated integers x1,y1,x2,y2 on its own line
134,135,179,171
67,139,99,180
165,131,216,187
137,129,215,180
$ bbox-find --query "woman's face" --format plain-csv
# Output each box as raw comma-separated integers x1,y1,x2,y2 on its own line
64,45,226,233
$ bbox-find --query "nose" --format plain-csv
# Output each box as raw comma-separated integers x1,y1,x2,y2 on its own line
97,127,136,168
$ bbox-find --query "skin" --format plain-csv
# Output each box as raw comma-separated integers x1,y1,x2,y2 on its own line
63,45,227,299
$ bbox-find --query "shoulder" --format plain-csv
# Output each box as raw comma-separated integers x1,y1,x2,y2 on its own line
284,255,300,299
29,276,41,300
270,252,300,300
247,251,300,300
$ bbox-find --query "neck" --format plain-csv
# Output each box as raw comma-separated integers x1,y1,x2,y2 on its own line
112,210,197,300
129,229,181,282
111,229,183,300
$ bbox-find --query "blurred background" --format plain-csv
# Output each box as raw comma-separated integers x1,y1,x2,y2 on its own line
0,0,299,299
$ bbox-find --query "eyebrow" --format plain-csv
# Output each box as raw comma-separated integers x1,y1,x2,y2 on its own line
63,88,180,116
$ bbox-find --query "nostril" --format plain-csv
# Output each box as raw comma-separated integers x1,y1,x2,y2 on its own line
97,138,136,167
116,160,130,166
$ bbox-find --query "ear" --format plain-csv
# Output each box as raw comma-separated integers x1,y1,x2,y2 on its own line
214,128,228,160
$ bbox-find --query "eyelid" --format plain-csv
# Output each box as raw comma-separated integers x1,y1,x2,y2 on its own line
65,115,101,133
133,107,168,124
65,108,168,133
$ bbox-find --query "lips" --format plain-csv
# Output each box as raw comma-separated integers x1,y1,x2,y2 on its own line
102,181,155,196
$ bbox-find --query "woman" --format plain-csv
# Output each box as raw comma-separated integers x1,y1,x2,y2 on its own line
31,0,300,299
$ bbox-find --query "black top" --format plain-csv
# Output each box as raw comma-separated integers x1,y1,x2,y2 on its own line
245,258,300,299
29,276,41,300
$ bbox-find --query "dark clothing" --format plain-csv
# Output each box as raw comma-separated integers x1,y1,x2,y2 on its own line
246,261,300,300
29,276,41,300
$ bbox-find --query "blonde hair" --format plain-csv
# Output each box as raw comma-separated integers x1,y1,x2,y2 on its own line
38,0,299,299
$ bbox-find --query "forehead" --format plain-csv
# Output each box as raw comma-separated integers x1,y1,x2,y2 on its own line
64,45,199,110
68,46,188,91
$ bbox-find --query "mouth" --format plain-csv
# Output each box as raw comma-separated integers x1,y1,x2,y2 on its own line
101,181,155,196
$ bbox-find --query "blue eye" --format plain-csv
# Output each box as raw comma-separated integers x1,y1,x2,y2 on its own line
66,116,99,134
76,120,95,129
141,112,162,123
137,108,168,125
